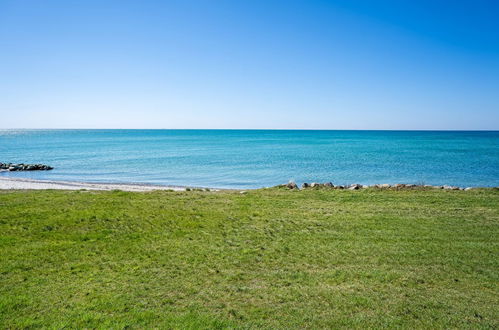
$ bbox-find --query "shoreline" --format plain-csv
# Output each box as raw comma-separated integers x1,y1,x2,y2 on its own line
0,177,197,192
0,176,496,192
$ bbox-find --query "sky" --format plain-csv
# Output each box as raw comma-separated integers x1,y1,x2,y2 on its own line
0,0,498,129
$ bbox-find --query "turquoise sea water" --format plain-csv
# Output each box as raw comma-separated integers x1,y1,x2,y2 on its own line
1,130,498,188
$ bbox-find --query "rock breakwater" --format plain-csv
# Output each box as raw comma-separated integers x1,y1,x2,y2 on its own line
0,163,54,172
277,182,481,191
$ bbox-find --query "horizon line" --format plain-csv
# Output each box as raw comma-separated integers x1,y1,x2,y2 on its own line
1,128,498,131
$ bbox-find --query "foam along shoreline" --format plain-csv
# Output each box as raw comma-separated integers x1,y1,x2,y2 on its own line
0,177,193,192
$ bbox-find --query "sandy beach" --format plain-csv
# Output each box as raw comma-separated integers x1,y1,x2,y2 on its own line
0,176,187,192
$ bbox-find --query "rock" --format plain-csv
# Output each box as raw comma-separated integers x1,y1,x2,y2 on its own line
310,182,320,188
464,187,473,191
348,184,362,190
301,182,310,189
324,182,333,188
286,182,298,190
1,162,54,172
380,184,391,188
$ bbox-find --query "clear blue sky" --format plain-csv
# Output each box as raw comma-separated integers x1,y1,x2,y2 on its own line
1,0,498,129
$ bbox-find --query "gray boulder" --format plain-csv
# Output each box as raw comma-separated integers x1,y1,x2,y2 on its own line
348,184,362,190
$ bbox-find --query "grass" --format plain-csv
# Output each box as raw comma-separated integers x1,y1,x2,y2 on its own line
0,187,498,328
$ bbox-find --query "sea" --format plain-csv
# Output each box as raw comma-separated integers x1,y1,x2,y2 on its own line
1,129,498,189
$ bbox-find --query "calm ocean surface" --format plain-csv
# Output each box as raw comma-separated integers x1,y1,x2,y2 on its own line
1,130,498,188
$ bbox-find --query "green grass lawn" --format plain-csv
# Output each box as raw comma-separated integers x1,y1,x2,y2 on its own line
1,188,498,328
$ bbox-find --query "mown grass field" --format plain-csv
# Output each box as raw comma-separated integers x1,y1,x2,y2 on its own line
1,188,498,328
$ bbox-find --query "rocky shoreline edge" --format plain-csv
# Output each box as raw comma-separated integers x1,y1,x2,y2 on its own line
0,173,494,192
0,162,53,171
275,182,491,191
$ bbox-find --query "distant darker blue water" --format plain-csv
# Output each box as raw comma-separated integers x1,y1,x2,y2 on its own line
1,130,498,188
